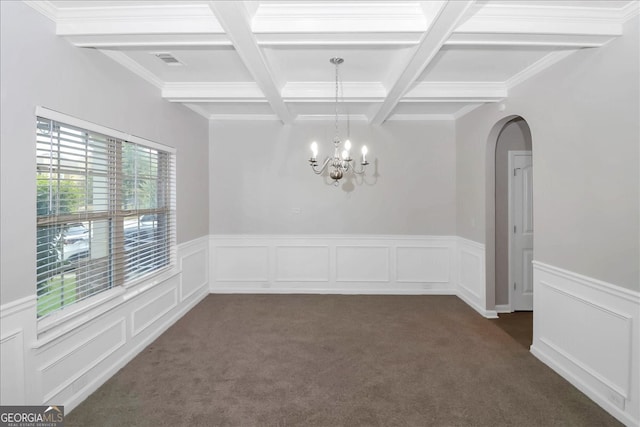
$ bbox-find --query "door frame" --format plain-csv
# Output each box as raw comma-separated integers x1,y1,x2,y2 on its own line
508,150,532,310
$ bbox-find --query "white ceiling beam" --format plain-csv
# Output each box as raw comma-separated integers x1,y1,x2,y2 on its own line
55,4,223,36
370,0,475,125
208,1,293,124
404,82,506,101
450,3,624,49
446,32,616,48
282,82,386,101
458,3,627,37
162,82,265,102
255,32,422,47
296,114,370,122
65,34,232,49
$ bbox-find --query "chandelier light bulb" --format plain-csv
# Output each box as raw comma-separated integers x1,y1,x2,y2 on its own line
341,150,349,160
344,139,352,152
310,141,318,159
361,145,368,162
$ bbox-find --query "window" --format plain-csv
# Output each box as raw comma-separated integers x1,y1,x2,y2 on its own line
36,109,175,319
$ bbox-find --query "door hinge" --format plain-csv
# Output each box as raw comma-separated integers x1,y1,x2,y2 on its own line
514,282,516,290
513,225,516,233
514,168,517,176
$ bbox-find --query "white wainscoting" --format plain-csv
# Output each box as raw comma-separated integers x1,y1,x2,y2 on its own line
0,296,34,405
456,238,497,318
211,235,458,295
0,235,210,412
530,261,640,427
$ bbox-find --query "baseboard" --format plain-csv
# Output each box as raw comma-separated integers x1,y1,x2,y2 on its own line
457,289,498,319
531,261,639,427
531,344,637,427
495,304,512,313
210,287,456,295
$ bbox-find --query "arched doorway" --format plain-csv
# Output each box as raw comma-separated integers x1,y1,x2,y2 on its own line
485,115,534,344
495,118,532,311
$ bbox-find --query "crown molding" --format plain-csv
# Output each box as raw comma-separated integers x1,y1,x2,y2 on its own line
446,32,616,48
99,49,163,89
64,34,232,49
186,104,281,122
295,114,370,122
404,82,507,101
282,82,386,100
387,113,454,121
183,103,212,120
162,82,265,101
252,2,427,33
506,50,577,89
451,103,484,120
208,114,281,121
24,1,57,21
55,4,224,36
621,1,640,22
255,32,422,47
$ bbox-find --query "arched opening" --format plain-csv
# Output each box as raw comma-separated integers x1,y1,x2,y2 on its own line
485,115,534,346
495,118,532,310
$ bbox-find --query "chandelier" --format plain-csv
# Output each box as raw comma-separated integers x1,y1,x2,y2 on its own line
309,57,369,186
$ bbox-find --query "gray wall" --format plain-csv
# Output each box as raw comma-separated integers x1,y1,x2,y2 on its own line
210,120,456,235
495,119,532,305
0,2,209,303
456,16,639,291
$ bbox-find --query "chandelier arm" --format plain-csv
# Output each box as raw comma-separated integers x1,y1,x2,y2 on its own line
310,157,332,175
351,162,369,175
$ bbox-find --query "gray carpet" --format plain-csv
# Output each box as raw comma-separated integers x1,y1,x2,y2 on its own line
67,295,620,426
490,311,533,349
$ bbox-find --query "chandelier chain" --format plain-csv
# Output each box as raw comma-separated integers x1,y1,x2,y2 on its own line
334,59,339,141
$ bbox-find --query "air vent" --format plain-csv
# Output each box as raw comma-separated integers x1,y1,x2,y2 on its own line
153,52,183,66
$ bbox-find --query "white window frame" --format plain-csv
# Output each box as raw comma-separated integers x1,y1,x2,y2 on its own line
35,106,177,338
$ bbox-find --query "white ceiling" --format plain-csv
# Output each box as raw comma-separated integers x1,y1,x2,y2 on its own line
29,0,638,123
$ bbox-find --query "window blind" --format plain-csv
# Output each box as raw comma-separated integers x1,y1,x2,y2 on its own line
36,114,175,319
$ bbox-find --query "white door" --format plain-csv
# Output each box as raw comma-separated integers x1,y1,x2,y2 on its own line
509,151,533,311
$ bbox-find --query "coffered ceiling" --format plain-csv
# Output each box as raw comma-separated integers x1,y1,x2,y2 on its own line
28,0,638,123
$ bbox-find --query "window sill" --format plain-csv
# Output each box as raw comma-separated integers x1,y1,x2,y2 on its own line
34,266,180,348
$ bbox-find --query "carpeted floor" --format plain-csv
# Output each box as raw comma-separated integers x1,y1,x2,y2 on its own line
67,295,620,426
490,311,534,349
